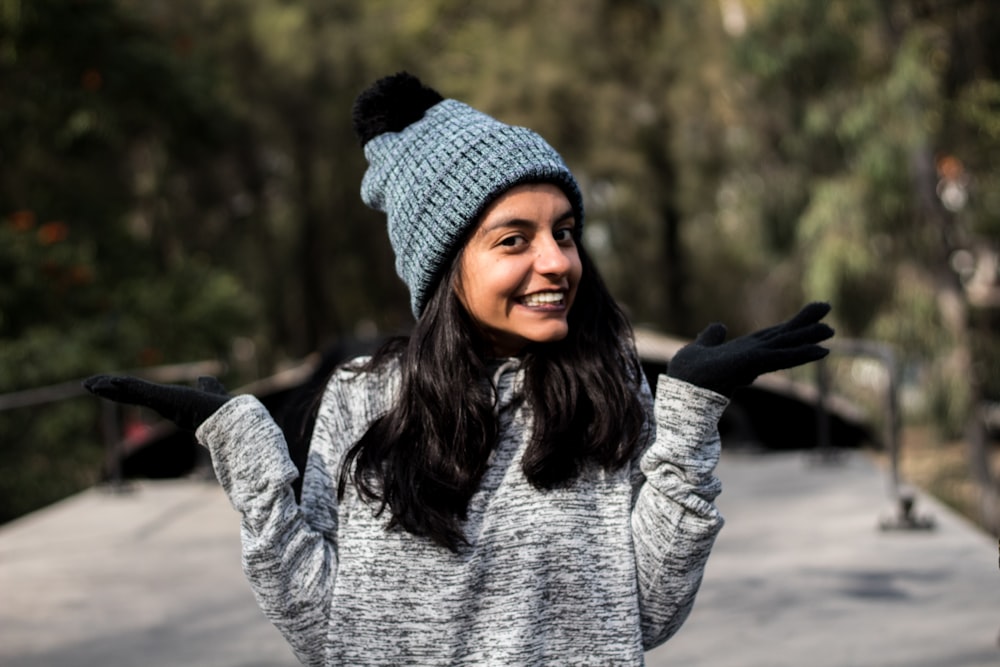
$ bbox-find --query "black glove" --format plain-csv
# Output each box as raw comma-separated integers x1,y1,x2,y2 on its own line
83,375,231,431
667,302,834,396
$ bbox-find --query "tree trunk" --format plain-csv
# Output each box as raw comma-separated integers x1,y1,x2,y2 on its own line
878,0,1000,536
912,139,1000,536
291,107,341,355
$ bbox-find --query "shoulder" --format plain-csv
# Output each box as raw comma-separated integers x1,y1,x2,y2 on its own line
320,354,401,422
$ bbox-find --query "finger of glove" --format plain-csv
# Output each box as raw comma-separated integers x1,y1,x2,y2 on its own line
83,375,116,397
752,302,832,343
110,378,197,422
693,322,728,347
83,375,158,405
133,382,226,429
197,376,229,396
760,322,835,349
777,302,832,331
85,376,208,428
750,345,830,375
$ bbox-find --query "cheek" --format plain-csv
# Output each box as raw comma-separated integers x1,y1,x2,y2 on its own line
456,256,508,317
568,252,584,295
477,258,526,297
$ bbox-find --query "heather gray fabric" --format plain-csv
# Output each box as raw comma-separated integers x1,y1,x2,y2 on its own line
196,359,727,666
360,99,584,317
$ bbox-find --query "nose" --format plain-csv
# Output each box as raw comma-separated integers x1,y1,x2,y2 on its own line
534,235,572,277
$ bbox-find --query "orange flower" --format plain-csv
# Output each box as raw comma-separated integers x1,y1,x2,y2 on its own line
936,155,964,181
138,347,163,366
9,210,36,231
37,221,69,245
81,68,103,92
68,264,94,285
173,35,193,56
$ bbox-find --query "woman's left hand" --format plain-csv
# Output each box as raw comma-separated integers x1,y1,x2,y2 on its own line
666,302,834,396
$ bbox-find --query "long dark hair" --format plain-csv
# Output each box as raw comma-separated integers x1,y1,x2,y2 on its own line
338,241,647,551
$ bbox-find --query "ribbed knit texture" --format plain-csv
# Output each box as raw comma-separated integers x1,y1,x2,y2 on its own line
197,360,727,666
360,99,584,317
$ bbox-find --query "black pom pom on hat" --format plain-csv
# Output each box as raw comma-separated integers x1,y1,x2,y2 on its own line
352,72,444,146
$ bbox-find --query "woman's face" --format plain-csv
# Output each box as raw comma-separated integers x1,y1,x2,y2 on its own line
455,183,582,357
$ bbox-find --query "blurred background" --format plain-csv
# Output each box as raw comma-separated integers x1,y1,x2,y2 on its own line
1,0,998,537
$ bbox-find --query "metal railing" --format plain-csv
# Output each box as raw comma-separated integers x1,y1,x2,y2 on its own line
4,344,937,531
0,360,226,490
818,340,934,531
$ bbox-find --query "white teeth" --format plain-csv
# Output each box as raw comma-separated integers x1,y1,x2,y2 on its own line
522,292,563,307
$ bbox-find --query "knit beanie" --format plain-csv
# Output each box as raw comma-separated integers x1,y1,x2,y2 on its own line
352,72,585,318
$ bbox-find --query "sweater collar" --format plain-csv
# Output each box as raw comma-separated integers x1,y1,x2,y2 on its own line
486,357,522,413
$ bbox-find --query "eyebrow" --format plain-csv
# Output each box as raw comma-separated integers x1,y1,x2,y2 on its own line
478,209,576,236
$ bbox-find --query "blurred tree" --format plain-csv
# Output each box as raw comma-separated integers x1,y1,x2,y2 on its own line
0,0,256,521
129,0,710,351
128,0,412,361
700,0,1000,532
4,0,999,531
0,0,258,384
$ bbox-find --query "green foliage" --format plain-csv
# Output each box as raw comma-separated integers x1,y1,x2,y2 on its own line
954,79,1000,237
4,0,1000,525
0,401,105,524
958,80,1000,142
0,0,257,523
798,178,892,335
733,1,867,97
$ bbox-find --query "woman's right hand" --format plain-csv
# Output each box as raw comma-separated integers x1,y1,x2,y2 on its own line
83,375,231,431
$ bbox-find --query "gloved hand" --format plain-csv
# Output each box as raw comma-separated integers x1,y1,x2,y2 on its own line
83,375,231,431
667,302,834,397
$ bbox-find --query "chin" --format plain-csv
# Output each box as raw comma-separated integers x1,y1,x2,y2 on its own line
528,326,570,346
485,320,572,356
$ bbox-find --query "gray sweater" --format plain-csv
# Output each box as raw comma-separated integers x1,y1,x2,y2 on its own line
196,357,727,666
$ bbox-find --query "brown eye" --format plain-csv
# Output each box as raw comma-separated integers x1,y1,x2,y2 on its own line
554,227,576,243
499,234,526,247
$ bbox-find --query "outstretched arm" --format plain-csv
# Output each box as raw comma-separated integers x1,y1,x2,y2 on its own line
84,375,336,666
631,303,833,648
631,375,727,648
196,395,335,666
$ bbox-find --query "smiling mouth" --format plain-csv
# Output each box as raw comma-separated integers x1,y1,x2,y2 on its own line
519,291,566,308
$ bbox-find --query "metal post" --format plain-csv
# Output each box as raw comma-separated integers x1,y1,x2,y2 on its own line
99,399,129,494
811,357,840,464
821,339,933,530
872,344,933,531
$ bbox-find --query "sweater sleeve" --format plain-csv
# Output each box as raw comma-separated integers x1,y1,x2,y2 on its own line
631,373,729,649
196,394,335,667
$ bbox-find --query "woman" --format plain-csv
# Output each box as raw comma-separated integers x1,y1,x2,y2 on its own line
85,73,833,665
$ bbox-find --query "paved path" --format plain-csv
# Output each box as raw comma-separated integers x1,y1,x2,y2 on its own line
0,478,298,667
647,451,999,667
1,450,996,666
